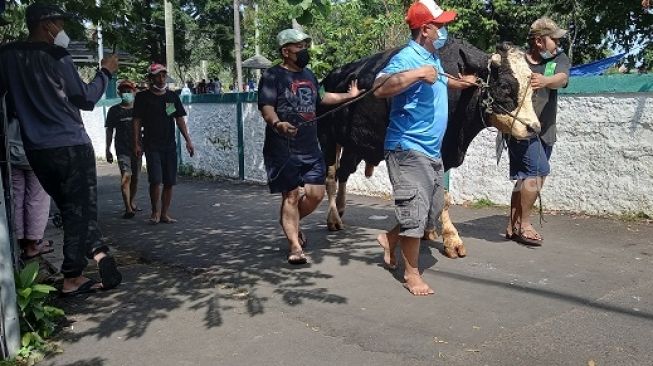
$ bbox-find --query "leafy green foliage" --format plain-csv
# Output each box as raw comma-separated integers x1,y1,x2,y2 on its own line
2,0,651,79
14,262,64,365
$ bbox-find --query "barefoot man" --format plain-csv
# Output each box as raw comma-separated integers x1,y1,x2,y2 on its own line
133,64,194,224
373,0,462,296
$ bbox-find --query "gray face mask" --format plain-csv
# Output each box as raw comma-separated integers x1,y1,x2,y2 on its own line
539,47,562,60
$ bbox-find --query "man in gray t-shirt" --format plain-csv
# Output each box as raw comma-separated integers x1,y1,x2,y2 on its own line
0,3,122,296
106,80,142,219
506,17,570,247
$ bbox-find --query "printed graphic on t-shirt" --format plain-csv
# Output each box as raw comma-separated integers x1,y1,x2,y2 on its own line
284,80,317,123
165,103,176,116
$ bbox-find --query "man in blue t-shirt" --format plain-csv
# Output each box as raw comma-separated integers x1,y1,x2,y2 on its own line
258,29,363,265
373,0,475,296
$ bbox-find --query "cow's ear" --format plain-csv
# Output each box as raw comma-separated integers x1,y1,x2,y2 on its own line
490,53,502,68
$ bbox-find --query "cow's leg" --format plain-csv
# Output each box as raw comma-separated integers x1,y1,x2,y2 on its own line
336,180,347,218
440,191,467,258
334,148,363,219
364,162,375,177
326,146,344,231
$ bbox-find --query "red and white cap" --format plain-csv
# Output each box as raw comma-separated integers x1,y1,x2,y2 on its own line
148,63,167,75
405,0,457,29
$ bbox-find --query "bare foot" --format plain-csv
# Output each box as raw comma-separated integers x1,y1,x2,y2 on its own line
160,216,177,224
149,212,160,225
403,275,434,296
376,232,397,269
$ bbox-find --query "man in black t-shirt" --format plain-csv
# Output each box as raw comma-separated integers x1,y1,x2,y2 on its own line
506,17,570,247
258,29,362,264
106,80,141,219
133,64,194,224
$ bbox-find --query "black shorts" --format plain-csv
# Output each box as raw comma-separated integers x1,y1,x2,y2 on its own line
145,149,178,185
264,153,326,194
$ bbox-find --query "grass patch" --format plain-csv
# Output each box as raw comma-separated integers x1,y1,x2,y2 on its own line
619,211,652,222
470,198,496,208
178,163,215,179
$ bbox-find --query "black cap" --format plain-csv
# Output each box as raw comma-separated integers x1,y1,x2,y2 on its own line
25,3,72,28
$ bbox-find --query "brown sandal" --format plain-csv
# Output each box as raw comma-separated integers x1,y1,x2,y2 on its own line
513,227,543,246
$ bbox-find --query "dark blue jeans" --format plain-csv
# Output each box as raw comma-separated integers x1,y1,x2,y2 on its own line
27,143,103,278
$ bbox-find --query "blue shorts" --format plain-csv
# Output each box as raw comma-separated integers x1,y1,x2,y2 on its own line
508,137,553,180
265,154,326,194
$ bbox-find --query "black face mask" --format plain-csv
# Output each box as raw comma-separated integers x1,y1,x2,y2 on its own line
294,49,310,69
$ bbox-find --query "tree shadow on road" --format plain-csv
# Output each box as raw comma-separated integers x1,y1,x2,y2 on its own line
48,173,416,343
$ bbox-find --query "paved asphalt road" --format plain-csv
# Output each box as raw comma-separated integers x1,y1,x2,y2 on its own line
41,163,653,366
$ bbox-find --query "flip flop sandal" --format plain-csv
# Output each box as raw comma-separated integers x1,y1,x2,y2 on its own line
37,239,54,252
287,250,307,265
160,218,177,224
147,218,160,225
98,256,123,290
122,211,136,219
21,239,56,260
60,278,99,298
513,229,543,247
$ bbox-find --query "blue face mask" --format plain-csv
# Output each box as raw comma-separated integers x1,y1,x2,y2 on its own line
121,92,134,104
433,26,448,50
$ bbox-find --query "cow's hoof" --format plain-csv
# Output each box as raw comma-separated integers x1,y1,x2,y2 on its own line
443,246,459,259
456,245,467,258
338,210,345,218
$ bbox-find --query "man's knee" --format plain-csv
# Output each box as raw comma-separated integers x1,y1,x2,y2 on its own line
304,186,325,203
282,188,301,205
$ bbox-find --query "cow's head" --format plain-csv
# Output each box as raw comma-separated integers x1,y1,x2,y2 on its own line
486,43,540,139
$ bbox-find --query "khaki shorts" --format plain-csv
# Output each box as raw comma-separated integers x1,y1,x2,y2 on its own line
117,154,142,177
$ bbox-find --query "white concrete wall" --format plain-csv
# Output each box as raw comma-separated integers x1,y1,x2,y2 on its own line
448,94,653,215
81,93,653,215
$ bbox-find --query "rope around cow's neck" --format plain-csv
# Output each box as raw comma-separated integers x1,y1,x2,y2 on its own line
442,71,534,128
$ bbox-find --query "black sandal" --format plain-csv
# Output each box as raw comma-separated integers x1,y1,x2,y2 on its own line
98,256,123,290
60,278,99,297
287,250,307,265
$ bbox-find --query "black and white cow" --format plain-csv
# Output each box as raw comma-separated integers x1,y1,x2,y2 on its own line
317,39,539,258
